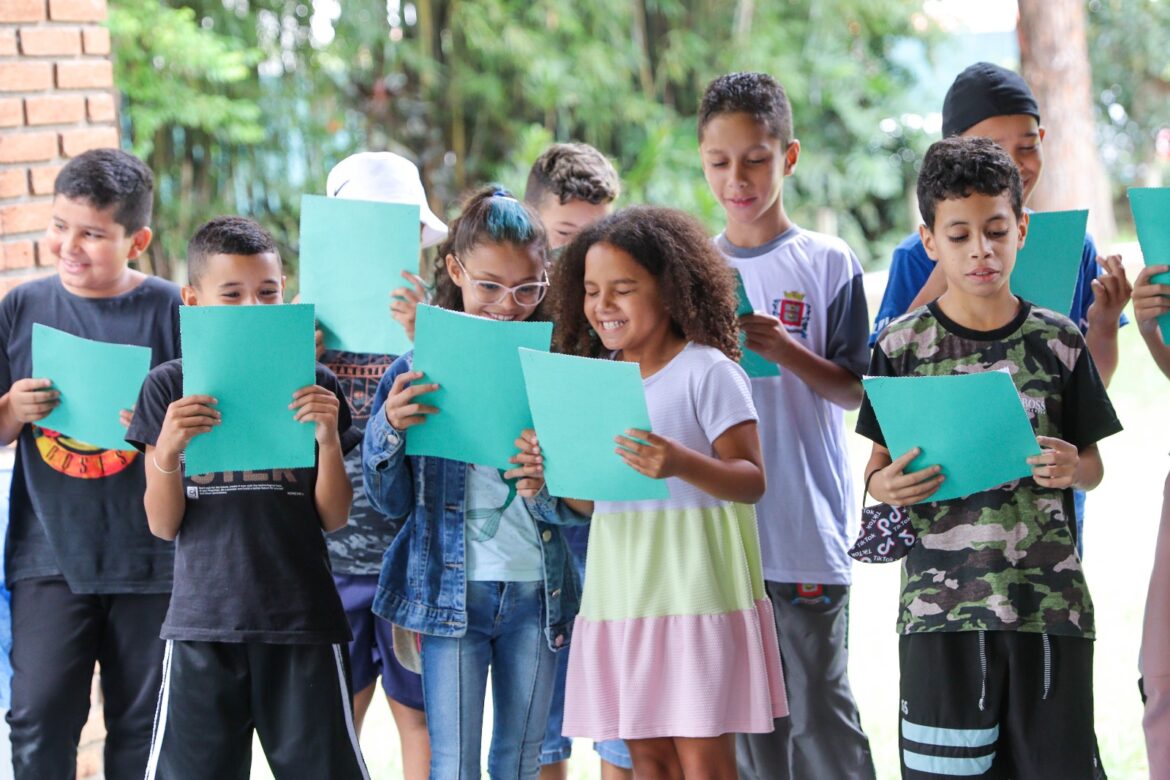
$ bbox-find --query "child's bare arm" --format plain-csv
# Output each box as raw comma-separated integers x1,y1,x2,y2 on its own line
615,420,766,504
739,313,863,409
291,384,353,532
145,395,220,540
1134,265,1170,380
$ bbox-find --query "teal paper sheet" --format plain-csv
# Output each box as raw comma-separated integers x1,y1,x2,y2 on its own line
1129,187,1170,345
733,270,781,377
862,371,1041,504
519,349,669,502
406,305,553,469
180,304,316,475
1011,209,1087,316
32,324,151,451
298,194,420,355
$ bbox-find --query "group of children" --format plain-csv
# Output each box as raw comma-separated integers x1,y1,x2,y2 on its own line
0,60,1165,780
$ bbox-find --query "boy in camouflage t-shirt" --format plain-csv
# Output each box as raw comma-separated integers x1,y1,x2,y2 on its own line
856,137,1120,779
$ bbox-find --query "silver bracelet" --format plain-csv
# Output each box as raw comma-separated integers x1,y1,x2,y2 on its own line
152,454,181,475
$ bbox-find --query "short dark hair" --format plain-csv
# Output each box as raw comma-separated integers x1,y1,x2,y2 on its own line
524,143,620,208
698,72,793,144
551,206,741,361
916,137,1023,230
53,148,153,233
186,216,280,285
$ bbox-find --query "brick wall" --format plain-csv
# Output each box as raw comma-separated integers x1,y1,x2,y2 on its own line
1,4,118,776
0,0,119,297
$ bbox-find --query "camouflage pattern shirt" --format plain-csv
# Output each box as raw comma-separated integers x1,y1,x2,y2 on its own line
856,301,1121,638
322,350,403,575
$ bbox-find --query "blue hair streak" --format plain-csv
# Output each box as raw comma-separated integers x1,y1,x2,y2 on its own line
484,186,538,244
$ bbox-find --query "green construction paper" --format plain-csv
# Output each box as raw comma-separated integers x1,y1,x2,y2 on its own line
406,305,553,469
32,324,151,451
518,349,669,502
298,194,420,355
732,270,781,378
1129,187,1170,345
862,371,1041,504
180,304,316,475
1011,209,1087,316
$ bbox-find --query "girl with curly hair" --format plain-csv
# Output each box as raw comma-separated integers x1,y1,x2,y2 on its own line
551,206,788,779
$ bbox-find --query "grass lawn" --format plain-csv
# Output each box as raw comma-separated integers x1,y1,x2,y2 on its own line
255,281,1165,779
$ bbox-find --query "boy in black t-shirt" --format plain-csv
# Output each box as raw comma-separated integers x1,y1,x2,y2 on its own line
0,148,180,780
126,217,369,779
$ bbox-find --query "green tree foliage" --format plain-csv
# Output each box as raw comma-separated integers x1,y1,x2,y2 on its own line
112,0,934,277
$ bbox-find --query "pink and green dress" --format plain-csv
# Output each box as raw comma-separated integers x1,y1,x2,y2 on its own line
563,343,787,740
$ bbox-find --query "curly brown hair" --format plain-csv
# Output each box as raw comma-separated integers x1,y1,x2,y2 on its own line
430,184,549,317
550,206,741,361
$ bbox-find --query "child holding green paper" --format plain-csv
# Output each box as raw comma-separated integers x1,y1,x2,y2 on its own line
363,186,587,779
550,205,786,779
0,148,180,779
126,217,370,778
857,137,1120,779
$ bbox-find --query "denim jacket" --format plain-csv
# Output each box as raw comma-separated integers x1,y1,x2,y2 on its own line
362,353,587,651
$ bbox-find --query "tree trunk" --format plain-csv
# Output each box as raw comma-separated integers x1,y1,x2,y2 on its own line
1018,0,1117,243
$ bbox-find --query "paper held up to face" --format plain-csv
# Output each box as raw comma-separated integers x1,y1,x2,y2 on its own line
405,305,553,469
180,303,317,475
862,371,1041,504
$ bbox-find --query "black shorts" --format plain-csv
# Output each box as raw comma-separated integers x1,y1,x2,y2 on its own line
899,631,1104,779
144,640,370,780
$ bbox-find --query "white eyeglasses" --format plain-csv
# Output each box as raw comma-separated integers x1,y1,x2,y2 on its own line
453,255,549,307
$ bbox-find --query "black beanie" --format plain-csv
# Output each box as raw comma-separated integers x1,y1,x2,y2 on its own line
942,62,1040,138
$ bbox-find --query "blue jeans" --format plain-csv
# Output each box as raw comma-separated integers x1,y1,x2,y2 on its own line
540,538,632,770
420,580,558,779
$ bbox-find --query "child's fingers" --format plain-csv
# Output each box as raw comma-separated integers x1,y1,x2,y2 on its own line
390,371,425,392
889,447,923,472
403,271,429,295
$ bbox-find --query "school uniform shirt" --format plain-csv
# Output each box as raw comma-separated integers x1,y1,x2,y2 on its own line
126,359,360,643
320,349,401,576
716,227,871,586
0,275,181,594
856,301,1122,637
870,227,1125,345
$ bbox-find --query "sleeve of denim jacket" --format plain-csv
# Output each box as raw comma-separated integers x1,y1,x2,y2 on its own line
523,487,591,527
361,353,415,521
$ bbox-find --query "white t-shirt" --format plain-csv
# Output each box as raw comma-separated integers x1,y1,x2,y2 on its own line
717,226,871,585
464,464,543,582
598,342,758,515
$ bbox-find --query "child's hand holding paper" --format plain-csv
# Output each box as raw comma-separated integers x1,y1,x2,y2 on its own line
506,429,546,498
6,377,58,424
615,428,685,481
154,395,221,470
382,370,439,432
868,446,944,506
389,271,428,342
291,384,342,445
1135,265,1170,336
1026,436,1080,490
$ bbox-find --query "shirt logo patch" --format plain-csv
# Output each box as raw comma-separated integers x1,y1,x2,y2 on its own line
186,486,199,500
33,426,137,479
774,291,811,338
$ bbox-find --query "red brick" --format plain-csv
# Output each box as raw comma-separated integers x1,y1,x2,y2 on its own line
48,0,105,22
0,0,46,23
25,94,84,125
2,240,36,270
19,26,81,56
0,30,18,56
0,200,53,236
0,171,28,200
35,236,54,266
0,62,53,93
86,93,115,122
81,26,109,55
59,126,117,157
29,164,62,195
55,60,112,90
0,98,23,128
0,132,57,164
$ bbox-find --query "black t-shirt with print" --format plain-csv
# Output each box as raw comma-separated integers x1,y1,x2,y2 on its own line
0,275,181,594
321,349,402,575
126,359,359,644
